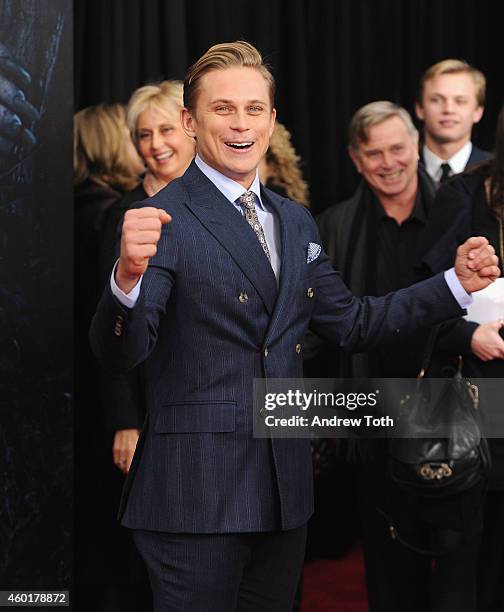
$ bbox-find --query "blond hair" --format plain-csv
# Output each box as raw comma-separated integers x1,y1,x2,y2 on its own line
349,101,418,151
73,103,139,192
184,40,275,111
127,80,184,143
419,59,486,107
266,122,309,207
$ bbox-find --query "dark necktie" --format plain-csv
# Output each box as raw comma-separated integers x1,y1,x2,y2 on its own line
238,191,271,261
439,163,452,183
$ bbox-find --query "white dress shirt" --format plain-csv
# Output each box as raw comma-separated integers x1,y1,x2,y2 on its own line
422,141,473,184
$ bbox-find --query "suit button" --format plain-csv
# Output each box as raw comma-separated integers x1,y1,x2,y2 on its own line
307,288,314,298
114,315,123,337
295,343,302,354
263,347,269,357
238,292,248,303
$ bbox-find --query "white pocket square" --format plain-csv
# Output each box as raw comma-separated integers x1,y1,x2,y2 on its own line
307,242,321,264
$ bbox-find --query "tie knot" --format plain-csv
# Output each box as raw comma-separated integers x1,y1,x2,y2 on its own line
238,191,257,210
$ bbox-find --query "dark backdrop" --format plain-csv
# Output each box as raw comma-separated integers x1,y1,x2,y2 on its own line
75,0,502,214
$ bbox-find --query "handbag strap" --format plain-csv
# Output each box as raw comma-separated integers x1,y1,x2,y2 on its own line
417,324,441,378
377,507,461,557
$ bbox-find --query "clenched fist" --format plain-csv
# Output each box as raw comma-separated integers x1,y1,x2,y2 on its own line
455,236,501,294
115,207,172,293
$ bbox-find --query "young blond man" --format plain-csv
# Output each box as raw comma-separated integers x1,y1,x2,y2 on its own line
416,59,490,185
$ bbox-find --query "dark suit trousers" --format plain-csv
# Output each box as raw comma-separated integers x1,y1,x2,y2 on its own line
132,525,307,612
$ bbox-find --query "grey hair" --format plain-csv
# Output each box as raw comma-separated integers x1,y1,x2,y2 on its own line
349,101,418,150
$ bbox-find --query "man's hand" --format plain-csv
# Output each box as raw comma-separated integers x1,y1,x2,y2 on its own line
454,237,500,294
113,428,140,474
470,320,504,361
115,207,171,293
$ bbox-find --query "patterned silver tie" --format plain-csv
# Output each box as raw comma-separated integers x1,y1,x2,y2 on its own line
238,191,271,261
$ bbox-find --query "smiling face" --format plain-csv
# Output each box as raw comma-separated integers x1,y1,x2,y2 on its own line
349,116,419,200
181,67,276,188
416,73,484,149
135,105,195,183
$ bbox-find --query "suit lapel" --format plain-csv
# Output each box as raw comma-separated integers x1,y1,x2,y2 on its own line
262,189,304,345
182,162,278,314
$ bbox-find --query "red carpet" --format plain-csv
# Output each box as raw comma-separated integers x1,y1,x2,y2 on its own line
302,546,368,612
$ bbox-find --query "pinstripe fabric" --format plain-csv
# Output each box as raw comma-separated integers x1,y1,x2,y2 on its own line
132,526,306,612
90,161,466,535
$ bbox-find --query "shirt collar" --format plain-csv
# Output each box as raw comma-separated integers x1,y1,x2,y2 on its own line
447,141,473,174
422,141,473,180
194,154,265,209
370,178,427,225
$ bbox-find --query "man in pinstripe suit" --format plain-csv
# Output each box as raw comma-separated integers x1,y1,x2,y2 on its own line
90,41,500,612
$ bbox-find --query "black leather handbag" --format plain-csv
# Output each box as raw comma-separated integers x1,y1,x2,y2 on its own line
389,325,491,498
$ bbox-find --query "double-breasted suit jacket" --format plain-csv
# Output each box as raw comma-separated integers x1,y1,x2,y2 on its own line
90,161,465,535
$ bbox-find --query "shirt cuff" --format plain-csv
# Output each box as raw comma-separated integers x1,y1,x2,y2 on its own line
444,268,473,309
110,260,143,308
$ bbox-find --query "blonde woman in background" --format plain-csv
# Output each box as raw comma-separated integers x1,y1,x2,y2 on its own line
128,80,196,196
74,102,143,194
259,121,309,207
